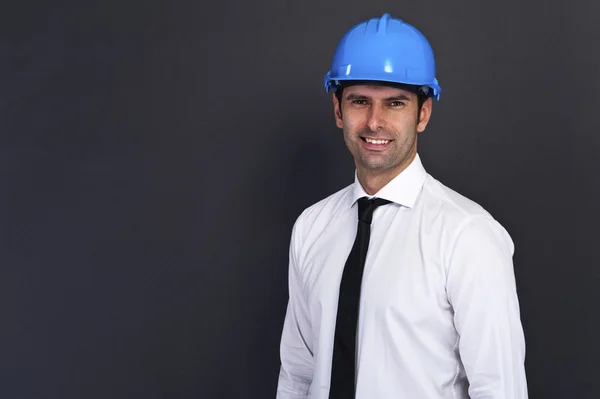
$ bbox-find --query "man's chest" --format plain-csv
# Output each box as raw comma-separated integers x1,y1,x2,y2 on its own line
299,213,453,328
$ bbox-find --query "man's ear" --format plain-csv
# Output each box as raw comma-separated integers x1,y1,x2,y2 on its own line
333,93,343,128
417,97,433,133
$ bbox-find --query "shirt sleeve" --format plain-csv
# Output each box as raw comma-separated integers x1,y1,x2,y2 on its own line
446,215,528,399
276,216,315,399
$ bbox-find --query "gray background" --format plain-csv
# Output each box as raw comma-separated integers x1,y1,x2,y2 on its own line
2,0,599,398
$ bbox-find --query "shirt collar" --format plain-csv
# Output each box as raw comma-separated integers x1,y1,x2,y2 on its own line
350,153,427,209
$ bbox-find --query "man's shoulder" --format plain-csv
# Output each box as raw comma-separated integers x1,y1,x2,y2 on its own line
289,183,354,246
422,174,505,231
422,174,515,258
296,183,354,225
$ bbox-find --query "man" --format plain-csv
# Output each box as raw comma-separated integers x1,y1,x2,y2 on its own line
276,13,528,399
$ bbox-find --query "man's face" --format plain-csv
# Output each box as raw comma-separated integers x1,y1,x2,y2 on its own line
333,84,432,176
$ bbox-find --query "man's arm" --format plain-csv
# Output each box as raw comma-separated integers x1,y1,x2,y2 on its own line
446,216,528,399
276,218,315,399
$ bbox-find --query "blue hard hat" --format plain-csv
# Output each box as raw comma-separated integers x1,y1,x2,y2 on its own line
324,13,442,100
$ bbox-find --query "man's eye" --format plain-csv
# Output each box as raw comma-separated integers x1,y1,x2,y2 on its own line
351,100,367,105
390,101,405,107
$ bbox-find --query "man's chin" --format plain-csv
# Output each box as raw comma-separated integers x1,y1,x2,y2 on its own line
357,161,396,173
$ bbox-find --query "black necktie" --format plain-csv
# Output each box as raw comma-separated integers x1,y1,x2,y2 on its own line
329,196,392,398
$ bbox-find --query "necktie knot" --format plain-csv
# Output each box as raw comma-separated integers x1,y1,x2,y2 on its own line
357,197,392,224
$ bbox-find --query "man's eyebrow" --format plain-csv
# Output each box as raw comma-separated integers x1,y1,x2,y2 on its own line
345,93,370,101
384,94,411,102
344,93,412,101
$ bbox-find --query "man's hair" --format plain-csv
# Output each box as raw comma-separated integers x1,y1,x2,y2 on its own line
334,81,430,121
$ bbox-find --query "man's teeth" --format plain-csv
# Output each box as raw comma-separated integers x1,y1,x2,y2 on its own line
365,138,389,145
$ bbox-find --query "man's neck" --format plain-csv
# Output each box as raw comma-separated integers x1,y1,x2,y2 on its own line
356,153,416,195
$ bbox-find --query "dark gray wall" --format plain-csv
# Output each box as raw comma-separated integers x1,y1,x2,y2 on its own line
2,1,599,398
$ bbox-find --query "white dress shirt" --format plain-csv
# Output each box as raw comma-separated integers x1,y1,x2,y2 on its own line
276,154,527,399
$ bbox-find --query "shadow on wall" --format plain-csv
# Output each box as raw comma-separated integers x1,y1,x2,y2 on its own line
251,98,350,237
283,138,345,218
279,102,352,221
225,105,350,396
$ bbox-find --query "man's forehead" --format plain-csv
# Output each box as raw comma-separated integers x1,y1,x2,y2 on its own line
342,84,415,98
